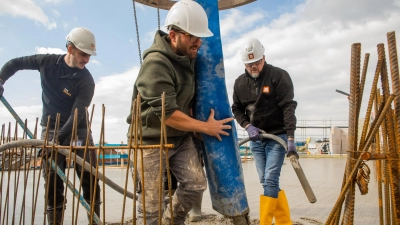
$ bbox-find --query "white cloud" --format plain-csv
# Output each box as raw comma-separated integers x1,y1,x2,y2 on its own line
0,105,42,137
35,47,66,54
90,67,140,143
89,59,101,65
0,0,57,30
220,9,265,37
45,0,72,4
134,2,146,11
62,21,69,30
52,9,60,17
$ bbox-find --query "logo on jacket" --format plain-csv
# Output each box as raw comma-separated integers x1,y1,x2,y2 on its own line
248,53,254,60
263,86,270,93
63,88,72,96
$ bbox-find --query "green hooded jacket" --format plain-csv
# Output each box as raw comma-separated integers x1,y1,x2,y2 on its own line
126,30,196,147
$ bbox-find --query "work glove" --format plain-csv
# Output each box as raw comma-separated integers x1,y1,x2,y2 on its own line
0,79,4,98
245,124,261,142
287,139,299,159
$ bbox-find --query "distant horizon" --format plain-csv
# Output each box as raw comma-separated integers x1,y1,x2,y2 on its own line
1,117,350,143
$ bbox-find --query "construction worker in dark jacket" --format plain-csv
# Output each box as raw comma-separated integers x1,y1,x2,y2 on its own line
126,0,233,224
0,27,101,225
231,38,298,225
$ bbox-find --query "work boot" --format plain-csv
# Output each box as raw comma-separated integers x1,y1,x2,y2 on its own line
87,205,101,225
274,190,292,225
260,195,278,225
46,210,63,225
188,193,203,222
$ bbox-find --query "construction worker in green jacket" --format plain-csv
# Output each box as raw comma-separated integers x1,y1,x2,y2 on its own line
126,0,233,224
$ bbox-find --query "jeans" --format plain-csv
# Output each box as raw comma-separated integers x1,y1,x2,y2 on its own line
135,135,207,225
41,127,101,212
250,134,287,198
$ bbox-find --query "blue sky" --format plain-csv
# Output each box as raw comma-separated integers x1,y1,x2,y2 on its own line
1,0,400,143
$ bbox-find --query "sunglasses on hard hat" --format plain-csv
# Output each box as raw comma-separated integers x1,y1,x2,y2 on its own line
245,58,263,67
176,31,203,43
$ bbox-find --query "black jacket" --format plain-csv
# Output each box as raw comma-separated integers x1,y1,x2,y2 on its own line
0,54,95,141
231,62,297,137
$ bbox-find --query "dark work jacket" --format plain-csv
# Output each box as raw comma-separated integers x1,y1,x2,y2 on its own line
0,54,95,141
231,62,297,137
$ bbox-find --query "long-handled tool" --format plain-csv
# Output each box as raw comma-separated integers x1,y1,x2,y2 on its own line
1,96,35,138
238,133,317,203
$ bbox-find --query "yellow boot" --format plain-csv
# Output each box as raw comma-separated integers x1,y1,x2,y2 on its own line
260,195,278,225
274,190,292,225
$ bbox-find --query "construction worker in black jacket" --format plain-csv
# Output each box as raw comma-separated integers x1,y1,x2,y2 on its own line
0,27,101,225
231,38,298,225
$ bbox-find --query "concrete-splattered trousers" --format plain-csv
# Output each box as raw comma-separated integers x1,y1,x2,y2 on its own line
41,127,101,212
136,135,207,225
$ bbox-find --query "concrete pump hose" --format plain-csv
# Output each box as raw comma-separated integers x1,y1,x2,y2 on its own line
238,133,317,204
238,133,288,150
0,139,137,200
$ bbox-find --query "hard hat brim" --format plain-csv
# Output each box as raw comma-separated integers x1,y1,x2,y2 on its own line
78,48,97,56
190,29,214,38
242,56,263,64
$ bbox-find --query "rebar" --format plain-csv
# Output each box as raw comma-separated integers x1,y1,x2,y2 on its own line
0,92,172,224
326,31,400,225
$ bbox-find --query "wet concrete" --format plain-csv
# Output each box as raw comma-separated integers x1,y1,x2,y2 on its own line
1,157,379,224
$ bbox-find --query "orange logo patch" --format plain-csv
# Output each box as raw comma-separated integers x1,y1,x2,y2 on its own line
248,53,254,59
63,88,72,96
263,86,270,93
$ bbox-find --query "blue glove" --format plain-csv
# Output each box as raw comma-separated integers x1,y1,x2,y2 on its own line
245,124,260,142
287,139,299,159
0,79,4,98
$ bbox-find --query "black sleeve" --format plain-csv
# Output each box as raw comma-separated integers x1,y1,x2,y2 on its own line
0,55,47,82
231,79,250,128
274,69,297,137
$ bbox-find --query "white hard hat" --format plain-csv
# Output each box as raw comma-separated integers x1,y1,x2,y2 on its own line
240,38,264,64
165,0,213,37
66,27,97,56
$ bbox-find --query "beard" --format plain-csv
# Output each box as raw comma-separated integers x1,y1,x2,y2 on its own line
250,72,259,78
175,37,199,60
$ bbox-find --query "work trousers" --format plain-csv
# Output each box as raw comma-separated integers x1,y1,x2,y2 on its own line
135,135,207,225
250,134,287,198
41,127,101,212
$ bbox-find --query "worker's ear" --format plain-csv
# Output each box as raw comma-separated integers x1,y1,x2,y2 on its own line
169,30,178,43
66,44,74,54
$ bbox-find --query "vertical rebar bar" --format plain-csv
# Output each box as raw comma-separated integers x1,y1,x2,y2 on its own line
342,43,361,225
379,43,400,224
374,90,384,225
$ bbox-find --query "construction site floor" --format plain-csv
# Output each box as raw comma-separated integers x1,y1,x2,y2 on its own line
3,157,379,225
